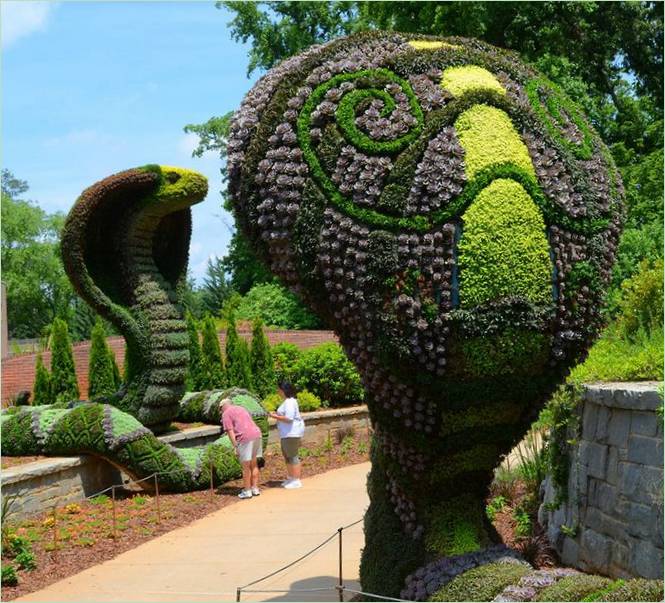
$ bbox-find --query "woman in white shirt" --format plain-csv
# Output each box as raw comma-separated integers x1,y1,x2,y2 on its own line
270,383,305,489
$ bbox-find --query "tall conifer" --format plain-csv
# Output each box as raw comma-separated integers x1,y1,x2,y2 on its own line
88,318,115,399
33,353,53,405
50,318,80,404
201,315,226,389
250,318,276,397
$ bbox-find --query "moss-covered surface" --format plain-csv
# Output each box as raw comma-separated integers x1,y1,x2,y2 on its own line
535,574,614,602
599,578,664,602
429,561,530,601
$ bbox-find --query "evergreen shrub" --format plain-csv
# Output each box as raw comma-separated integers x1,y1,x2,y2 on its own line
88,318,116,399
200,315,226,389
49,318,79,405
250,318,276,397
33,354,52,406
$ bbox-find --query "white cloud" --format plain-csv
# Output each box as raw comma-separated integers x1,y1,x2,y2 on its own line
1,1,57,49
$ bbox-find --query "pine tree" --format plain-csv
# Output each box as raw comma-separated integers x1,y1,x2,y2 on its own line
250,318,276,397
88,318,115,399
50,317,80,405
200,315,226,389
33,353,53,405
226,313,253,390
186,312,205,390
110,348,122,388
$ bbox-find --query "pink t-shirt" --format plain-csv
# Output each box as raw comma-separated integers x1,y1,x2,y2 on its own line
222,405,261,443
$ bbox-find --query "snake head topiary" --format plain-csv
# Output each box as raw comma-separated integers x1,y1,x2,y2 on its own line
61,165,208,432
227,31,624,595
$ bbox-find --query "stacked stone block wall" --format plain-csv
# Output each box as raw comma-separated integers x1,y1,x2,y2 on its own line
539,382,664,579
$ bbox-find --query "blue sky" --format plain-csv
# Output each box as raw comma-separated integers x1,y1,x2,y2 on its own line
2,0,259,282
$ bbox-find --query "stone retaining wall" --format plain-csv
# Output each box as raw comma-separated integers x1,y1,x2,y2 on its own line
1,405,368,518
539,382,663,580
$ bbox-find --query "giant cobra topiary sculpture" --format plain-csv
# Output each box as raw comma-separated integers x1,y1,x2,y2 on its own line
225,32,624,598
1,166,269,492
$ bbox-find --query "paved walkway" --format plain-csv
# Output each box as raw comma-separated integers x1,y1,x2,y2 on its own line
18,462,371,603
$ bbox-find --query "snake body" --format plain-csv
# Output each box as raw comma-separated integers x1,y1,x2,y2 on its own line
2,167,269,492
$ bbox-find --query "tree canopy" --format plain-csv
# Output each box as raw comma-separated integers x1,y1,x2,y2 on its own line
187,0,662,304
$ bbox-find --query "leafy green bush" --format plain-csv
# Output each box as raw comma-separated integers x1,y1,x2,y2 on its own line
485,496,507,522
50,317,79,405
262,393,282,412
15,550,36,571
616,259,663,340
569,325,664,383
297,390,322,412
235,283,321,329
271,342,302,384
250,318,276,398
294,343,364,406
1,564,18,586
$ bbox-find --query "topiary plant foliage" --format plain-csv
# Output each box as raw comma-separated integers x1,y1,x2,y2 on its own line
227,32,624,597
61,165,208,432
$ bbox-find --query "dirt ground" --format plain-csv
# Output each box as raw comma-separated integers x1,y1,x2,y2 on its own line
1,430,370,600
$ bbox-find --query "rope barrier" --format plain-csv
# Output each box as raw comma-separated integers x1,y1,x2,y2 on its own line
237,530,339,590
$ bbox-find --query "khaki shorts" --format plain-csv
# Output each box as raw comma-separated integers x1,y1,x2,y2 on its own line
281,437,302,465
237,437,263,463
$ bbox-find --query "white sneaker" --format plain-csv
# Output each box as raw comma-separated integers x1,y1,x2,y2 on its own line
238,489,253,499
251,487,260,496
281,479,292,487
283,479,302,489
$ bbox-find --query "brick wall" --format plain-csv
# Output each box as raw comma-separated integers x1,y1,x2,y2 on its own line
1,329,338,404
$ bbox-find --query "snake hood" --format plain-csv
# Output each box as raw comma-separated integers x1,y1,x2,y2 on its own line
61,165,208,431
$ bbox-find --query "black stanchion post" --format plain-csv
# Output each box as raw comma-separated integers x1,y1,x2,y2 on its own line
236,587,241,602
338,527,343,602
154,474,161,524
111,485,117,540
209,459,214,502
52,505,57,558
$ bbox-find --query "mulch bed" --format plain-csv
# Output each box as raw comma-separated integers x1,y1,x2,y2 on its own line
1,430,370,600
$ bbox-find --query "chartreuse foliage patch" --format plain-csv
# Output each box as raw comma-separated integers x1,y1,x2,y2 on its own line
408,40,460,51
425,495,489,557
462,328,550,378
441,65,506,97
455,104,535,179
458,179,552,307
430,562,530,602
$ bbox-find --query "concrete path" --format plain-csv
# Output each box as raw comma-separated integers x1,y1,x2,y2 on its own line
17,462,371,603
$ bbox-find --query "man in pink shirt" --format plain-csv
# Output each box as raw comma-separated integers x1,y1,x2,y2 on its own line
220,398,262,499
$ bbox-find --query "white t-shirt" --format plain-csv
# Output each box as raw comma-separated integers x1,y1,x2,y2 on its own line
276,397,305,439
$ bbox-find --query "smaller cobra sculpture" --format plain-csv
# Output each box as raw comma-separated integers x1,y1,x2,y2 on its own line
1,166,268,492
